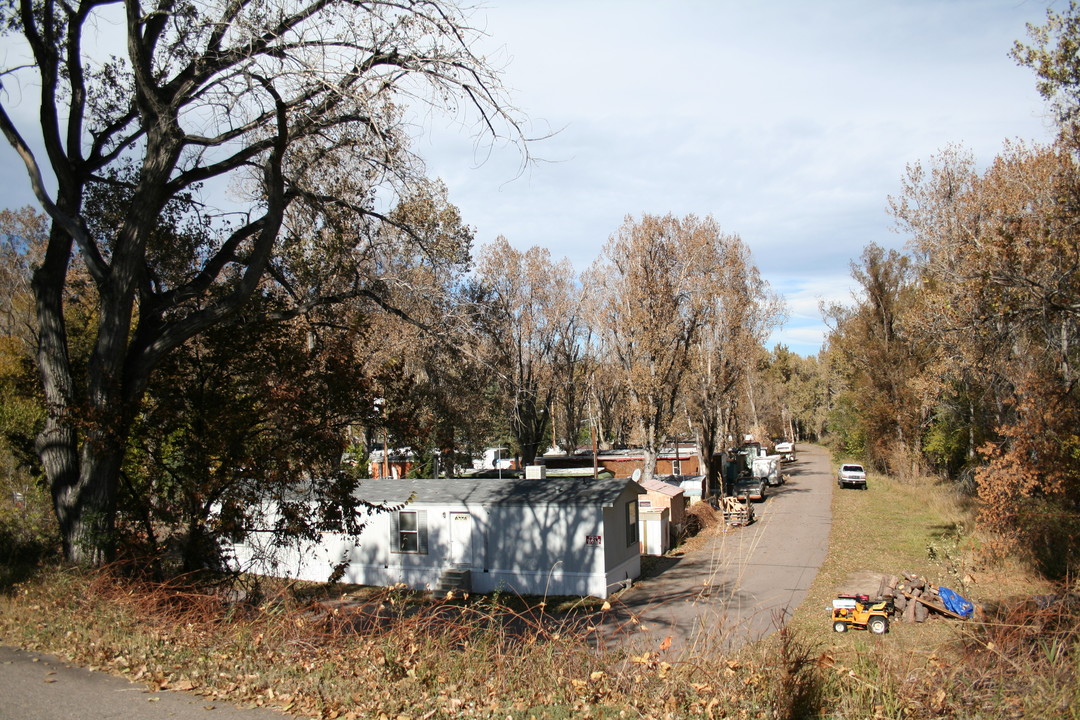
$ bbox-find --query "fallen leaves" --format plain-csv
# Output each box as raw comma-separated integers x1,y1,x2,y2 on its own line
5,567,993,720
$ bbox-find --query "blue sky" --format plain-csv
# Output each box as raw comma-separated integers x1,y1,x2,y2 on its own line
417,0,1059,356
0,1,1060,356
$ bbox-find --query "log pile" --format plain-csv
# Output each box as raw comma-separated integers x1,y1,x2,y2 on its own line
879,572,973,622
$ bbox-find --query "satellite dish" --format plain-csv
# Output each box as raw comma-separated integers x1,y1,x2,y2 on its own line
631,468,642,483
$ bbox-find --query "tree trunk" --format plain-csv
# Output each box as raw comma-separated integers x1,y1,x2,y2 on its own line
694,425,707,483
53,342,138,566
36,143,172,564
695,400,720,495
640,417,659,482
33,219,85,562
65,440,126,566
641,445,658,483
745,370,760,430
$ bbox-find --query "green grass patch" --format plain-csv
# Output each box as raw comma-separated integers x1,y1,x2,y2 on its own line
791,468,971,638
783,461,1076,719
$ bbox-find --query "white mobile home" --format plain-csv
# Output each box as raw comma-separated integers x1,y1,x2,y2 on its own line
231,476,644,599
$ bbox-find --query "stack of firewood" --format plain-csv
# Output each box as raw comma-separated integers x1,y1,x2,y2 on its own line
878,572,971,623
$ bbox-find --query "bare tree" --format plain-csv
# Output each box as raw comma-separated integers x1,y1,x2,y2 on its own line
0,208,49,346
0,0,526,565
551,316,589,454
471,237,580,465
584,351,631,451
586,213,734,482
684,235,780,488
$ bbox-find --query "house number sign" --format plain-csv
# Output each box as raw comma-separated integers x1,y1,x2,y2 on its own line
585,535,602,546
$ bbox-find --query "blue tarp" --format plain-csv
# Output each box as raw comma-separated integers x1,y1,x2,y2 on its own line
938,586,974,618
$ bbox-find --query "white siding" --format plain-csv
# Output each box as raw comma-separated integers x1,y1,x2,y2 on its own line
228,482,642,598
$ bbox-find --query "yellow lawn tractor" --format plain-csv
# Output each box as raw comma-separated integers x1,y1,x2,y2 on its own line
831,595,891,634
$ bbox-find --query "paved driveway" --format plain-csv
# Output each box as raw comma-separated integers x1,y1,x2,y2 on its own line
603,443,833,653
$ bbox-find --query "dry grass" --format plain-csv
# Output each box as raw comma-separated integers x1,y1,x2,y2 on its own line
791,468,1054,634
784,466,1077,719
0,565,826,719
1,467,1077,719
680,502,721,548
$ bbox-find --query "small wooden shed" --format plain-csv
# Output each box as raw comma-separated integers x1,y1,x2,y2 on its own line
638,507,670,556
637,476,687,526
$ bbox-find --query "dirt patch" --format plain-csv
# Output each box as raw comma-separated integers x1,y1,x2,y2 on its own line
835,569,890,597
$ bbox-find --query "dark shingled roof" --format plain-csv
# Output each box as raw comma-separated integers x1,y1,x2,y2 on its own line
355,476,642,508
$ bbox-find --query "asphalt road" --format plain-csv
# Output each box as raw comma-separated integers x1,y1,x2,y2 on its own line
0,645,288,720
604,442,833,653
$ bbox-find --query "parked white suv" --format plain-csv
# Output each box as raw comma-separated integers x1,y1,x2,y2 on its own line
837,463,867,489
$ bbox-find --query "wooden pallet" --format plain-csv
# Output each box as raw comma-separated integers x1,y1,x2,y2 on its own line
722,496,754,526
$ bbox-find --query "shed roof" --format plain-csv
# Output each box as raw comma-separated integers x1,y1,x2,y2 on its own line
637,477,684,498
355,476,642,509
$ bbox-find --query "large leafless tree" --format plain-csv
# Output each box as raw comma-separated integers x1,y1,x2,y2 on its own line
471,237,582,465
586,214,765,482
0,0,525,564
684,235,780,487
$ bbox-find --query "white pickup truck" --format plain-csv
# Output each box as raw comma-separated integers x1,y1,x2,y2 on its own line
837,463,867,489
752,455,784,487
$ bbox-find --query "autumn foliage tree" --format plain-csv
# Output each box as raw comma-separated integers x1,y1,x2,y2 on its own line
819,4,1080,576
470,238,583,465
584,352,633,451
684,235,780,485
350,184,494,475
822,244,931,475
0,209,55,561
891,140,1080,574
760,346,828,443
124,304,373,573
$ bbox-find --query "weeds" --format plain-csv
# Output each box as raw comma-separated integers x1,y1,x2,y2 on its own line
19,564,1075,719
0,470,58,589
0,565,832,719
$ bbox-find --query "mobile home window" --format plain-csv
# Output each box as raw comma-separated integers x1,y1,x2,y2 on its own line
626,500,638,546
391,510,428,554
